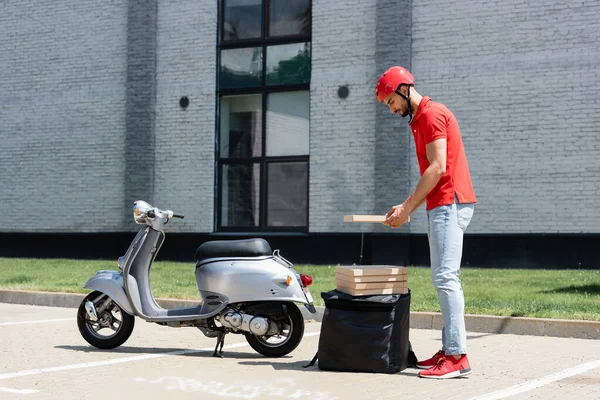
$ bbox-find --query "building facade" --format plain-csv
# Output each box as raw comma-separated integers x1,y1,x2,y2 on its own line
1,0,599,267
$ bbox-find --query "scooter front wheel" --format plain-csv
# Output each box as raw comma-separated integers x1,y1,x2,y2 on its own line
245,302,304,358
77,291,135,349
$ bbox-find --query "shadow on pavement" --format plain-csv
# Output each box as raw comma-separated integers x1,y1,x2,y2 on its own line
237,359,423,376
55,344,269,360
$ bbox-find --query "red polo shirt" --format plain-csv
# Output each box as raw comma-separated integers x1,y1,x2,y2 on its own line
410,96,477,210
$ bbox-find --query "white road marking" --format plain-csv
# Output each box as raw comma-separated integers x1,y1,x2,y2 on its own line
0,386,39,394
132,375,338,399
0,318,73,326
471,359,600,400
0,332,320,381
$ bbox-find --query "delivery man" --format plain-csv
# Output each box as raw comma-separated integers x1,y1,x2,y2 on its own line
375,66,477,379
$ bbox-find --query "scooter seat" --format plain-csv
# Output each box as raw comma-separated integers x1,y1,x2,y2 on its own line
195,238,272,262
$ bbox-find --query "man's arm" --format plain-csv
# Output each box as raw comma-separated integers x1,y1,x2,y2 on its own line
384,138,447,228
412,197,427,212
405,138,447,212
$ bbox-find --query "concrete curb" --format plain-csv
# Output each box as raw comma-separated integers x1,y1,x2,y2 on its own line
1,289,599,340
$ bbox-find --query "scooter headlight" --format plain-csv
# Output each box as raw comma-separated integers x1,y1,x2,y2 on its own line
133,200,153,224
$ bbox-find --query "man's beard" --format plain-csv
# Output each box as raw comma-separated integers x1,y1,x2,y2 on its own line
397,108,409,118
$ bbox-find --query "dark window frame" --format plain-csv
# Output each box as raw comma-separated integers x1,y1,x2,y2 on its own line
216,0,311,233
220,0,312,46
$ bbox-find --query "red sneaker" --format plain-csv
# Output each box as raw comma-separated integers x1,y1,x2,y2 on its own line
416,350,445,370
418,354,472,379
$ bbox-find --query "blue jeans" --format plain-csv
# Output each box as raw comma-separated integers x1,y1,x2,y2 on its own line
427,200,474,355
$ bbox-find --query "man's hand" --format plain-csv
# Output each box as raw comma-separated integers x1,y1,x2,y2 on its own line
383,203,411,228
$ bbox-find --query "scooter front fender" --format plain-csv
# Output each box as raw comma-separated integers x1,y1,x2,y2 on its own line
82,270,135,315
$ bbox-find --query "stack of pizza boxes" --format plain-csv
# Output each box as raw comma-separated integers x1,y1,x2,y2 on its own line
335,265,408,296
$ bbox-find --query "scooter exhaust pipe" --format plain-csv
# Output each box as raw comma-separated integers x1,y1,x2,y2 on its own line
85,300,98,321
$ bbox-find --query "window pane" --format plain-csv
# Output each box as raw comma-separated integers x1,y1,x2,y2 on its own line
267,162,308,227
220,95,262,158
221,163,260,227
266,91,309,156
220,47,263,89
269,0,310,37
223,0,262,41
266,42,310,86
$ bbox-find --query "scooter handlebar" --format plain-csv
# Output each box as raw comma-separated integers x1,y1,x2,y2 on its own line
165,210,184,219
146,209,184,219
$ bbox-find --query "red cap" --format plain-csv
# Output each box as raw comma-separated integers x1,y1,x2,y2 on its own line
375,66,415,102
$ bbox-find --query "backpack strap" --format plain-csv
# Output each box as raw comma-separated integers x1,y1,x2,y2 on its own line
407,342,418,368
303,351,318,368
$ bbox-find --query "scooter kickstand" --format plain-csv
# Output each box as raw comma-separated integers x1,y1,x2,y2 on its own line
213,331,225,358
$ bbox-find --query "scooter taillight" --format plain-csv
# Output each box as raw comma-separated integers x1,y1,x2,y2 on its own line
300,274,313,286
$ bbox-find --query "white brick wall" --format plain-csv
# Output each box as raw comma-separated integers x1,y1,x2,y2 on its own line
409,0,600,234
309,0,377,233
309,0,413,233
1,0,598,236
154,1,217,232
0,0,128,232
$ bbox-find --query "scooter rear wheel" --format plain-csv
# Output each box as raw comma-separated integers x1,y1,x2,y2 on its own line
77,291,135,349
245,302,304,357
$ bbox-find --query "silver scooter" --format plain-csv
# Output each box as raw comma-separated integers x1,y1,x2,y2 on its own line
77,200,316,358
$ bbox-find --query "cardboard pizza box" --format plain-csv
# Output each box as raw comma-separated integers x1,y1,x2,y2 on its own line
335,278,408,290
336,265,408,277
335,274,408,283
335,286,409,296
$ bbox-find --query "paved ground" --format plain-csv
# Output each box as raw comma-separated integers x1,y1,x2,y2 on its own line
1,303,599,400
